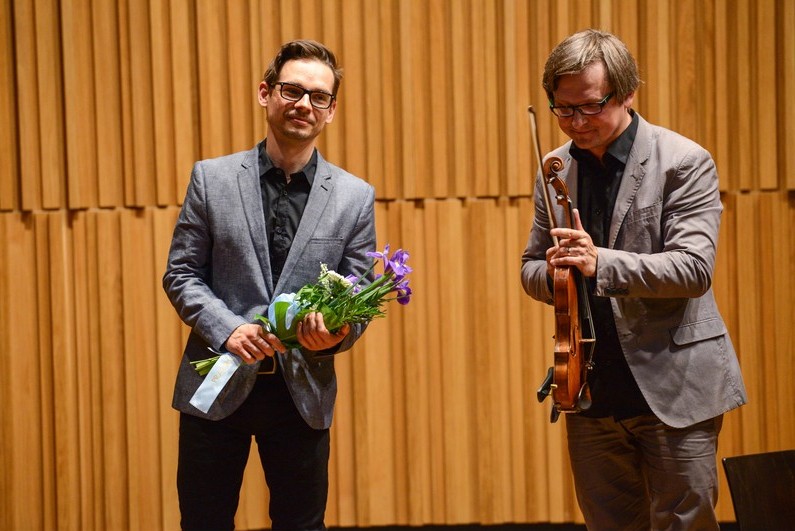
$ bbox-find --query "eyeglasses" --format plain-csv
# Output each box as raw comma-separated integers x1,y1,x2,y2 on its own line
271,81,335,109
549,93,614,118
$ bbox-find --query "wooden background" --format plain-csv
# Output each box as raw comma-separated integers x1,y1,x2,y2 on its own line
1,0,794,529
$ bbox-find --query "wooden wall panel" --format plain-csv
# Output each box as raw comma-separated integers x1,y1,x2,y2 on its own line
62,1,98,209
782,0,795,190
14,0,43,211
1,0,794,528
92,1,126,208
0,0,17,211
171,0,201,201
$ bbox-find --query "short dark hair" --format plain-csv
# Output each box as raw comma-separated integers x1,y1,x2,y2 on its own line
263,40,343,96
542,29,640,103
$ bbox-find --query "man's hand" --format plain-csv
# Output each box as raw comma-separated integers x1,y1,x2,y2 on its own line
225,323,286,364
296,312,350,352
549,208,598,278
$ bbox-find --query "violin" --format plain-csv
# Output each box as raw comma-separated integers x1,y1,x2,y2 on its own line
527,107,596,423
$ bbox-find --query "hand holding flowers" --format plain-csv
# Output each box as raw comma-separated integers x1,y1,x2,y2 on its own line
191,244,412,375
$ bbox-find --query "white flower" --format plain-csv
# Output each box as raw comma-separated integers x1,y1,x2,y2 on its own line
319,263,353,288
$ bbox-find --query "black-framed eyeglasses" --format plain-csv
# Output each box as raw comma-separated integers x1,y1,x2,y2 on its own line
549,93,614,117
271,81,335,109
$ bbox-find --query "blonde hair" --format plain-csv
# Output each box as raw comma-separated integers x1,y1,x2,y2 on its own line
542,29,640,103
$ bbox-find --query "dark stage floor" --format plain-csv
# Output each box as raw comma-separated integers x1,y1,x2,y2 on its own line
328,524,740,531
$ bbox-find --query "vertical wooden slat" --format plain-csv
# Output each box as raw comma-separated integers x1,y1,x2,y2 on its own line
428,0,452,198
61,1,98,209
341,0,368,181
352,285,399,524
46,212,82,529
81,212,104,530
417,200,449,524
450,0,474,197
503,0,533,198
755,1,777,190
639,0,672,126
150,0,178,206
0,215,8,529
0,213,46,530
778,193,795,446
33,214,57,530
734,193,763,451
734,0,754,191
713,0,730,192
95,210,131,531
319,0,345,166
92,0,125,207
170,0,200,201
396,199,438,524
227,0,255,154
121,209,163,530
436,199,477,523
71,211,101,528
196,0,231,159
672,0,698,140
126,0,157,206
398,0,430,199
471,1,500,197
36,0,67,209
15,0,43,210
782,0,795,190
695,0,716,155
0,0,18,211
250,0,280,143
502,197,531,521
376,0,401,200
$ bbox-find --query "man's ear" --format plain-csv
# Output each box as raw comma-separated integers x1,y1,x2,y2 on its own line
258,82,269,107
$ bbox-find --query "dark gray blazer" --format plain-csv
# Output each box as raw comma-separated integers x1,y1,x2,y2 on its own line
163,144,376,429
521,114,747,428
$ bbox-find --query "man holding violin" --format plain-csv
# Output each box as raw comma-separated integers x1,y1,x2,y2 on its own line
521,29,746,530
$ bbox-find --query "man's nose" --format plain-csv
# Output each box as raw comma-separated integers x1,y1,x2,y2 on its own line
571,110,588,126
295,93,313,109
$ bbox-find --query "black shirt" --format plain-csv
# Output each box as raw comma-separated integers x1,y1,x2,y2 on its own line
569,111,651,420
258,141,317,285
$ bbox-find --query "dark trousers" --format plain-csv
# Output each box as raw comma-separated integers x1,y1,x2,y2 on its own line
565,413,723,531
177,372,330,531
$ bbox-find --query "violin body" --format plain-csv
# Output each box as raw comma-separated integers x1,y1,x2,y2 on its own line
535,156,596,420
553,267,582,409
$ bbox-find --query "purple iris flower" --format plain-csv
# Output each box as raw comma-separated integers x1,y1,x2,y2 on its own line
344,274,362,293
394,278,412,305
366,244,390,269
386,249,412,281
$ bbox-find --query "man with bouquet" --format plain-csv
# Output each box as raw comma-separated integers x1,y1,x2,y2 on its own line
163,40,376,530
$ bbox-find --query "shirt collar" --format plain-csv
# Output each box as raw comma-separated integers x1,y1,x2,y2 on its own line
570,110,639,167
258,139,318,185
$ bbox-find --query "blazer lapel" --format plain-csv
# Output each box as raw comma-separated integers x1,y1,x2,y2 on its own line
274,153,334,294
237,146,275,294
609,115,651,248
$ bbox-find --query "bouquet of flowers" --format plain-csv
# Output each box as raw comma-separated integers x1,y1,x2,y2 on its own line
191,244,412,375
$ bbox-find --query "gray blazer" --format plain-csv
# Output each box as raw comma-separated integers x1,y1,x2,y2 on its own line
521,114,746,428
163,144,376,429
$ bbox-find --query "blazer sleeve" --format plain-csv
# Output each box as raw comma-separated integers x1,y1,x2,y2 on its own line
162,160,248,349
595,138,722,299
